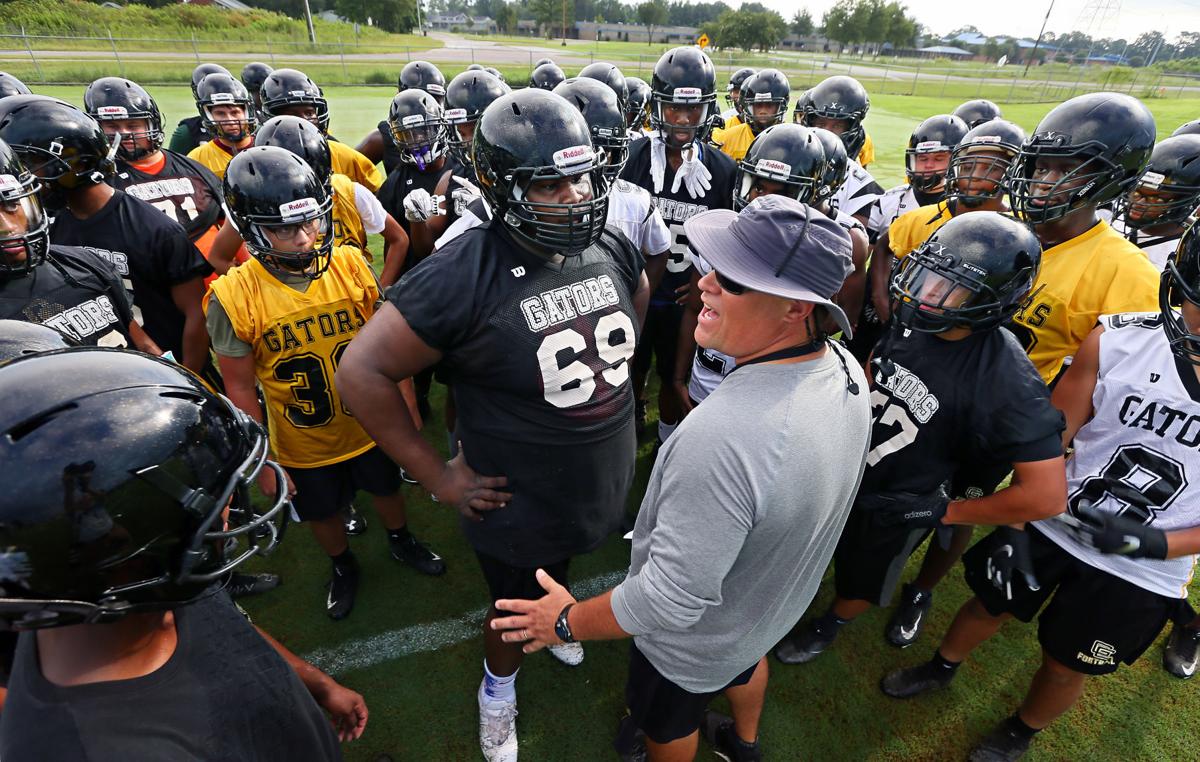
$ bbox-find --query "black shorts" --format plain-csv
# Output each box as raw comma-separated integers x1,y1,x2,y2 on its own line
287,446,402,522
476,551,570,603
833,506,933,606
964,526,1175,675
632,303,683,381
625,642,757,744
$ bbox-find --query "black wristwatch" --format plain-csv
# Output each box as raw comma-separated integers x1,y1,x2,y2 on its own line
554,603,576,644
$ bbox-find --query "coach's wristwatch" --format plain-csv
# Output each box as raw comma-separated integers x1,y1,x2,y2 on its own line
554,603,576,644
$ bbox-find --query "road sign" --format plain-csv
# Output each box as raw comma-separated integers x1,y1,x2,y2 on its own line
697,33,710,48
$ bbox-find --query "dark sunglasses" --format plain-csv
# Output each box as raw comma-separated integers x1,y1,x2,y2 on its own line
715,270,749,295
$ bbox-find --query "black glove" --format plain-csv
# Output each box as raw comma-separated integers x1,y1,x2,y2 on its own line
1075,504,1168,560
857,486,950,529
985,526,1040,601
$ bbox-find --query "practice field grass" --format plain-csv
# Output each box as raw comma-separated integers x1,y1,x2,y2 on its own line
35,83,1200,760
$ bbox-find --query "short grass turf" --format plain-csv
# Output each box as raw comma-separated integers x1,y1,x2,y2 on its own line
34,83,1200,760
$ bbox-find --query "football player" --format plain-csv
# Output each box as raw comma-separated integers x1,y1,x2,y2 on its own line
0,347,368,758
721,67,755,127
712,68,790,161
167,62,227,154
776,212,1066,668
335,88,648,762
355,59,446,173
579,61,629,108
880,223,1200,762
868,114,968,241
241,60,274,123
620,46,735,451
85,77,233,280
796,75,881,222
443,68,511,176
529,61,566,91
1007,92,1161,387
187,72,258,179
0,136,145,349
1110,134,1200,271
259,68,383,193
953,98,1003,128
206,146,444,621
0,96,213,377
625,76,652,136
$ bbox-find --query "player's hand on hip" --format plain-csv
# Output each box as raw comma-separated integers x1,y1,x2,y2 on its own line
434,444,511,521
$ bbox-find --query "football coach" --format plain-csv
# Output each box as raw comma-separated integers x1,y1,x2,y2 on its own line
492,195,872,762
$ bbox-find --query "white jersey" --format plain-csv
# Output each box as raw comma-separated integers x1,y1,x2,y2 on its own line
686,207,865,404
1109,216,1179,272
1036,312,1200,599
868,183,919,238
832,158,881,220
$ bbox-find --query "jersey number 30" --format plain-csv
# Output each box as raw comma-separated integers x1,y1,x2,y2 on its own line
537,312,636,408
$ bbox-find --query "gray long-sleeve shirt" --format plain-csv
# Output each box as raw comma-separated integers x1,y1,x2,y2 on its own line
610,345,871,693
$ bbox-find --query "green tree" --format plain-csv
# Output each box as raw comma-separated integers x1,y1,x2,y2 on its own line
529,0,562,37
495,1,518,32
637,0,668,45
791,8,813,36
335,0,418,32
822,0,863,50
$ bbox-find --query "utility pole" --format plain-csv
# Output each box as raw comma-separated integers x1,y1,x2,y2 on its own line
416,0,424,36
1023,0,1055,77
302,0,317,44
562,0,568,46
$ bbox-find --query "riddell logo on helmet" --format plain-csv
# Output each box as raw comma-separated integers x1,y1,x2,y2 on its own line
401,114,425,127
445,108,468,122
210,93,235,104
915,140,945,152
428,84,446,96
288,90,309,98
279,197,319,220
97,106,129,118
0,174,21,192
755,159,792,179
552,145,592,170
1141,171,1166,190
673,87,702,102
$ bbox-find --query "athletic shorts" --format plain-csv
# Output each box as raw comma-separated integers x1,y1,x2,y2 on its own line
833,506,933,607
476,551,570,603
964,526,1175,676
632,303,683,381
625,642,757,744
287,446,401,522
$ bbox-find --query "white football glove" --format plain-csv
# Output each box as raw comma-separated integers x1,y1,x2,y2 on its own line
671,144,712,199
402,188,442,222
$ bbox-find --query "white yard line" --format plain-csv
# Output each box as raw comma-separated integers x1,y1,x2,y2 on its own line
303,569,628,675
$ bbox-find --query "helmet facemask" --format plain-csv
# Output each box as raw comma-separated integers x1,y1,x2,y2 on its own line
734,159,818,212
444,109,478,168
649,90,716,150
1114,171,1200,231
905,143,953,193
0,170,48,277
93,107,164,162
202,95,257,144
240,195,335,280
1162,250,1200,365
946,142,1017,209
1009,139,1133,224
390,113,447,170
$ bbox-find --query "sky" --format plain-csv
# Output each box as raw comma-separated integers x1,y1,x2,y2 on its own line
740,0,1200,42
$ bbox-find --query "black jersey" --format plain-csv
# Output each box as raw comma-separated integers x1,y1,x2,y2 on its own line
376,154,470,240
50,189,212,359
376,120,405,176
1,589,341,762
112,150,224,242
620,137,736,306
860,327,1064,497
0,245,134,346
390,221,644,565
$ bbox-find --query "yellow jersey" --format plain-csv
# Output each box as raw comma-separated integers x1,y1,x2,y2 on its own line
714,122,755,161
889,201,954,259
330,173,368,256
187,139,241,180
858,132,875,168
1012,220,1160,385
330,140,383,193
205,246,379,468
724,114,743,130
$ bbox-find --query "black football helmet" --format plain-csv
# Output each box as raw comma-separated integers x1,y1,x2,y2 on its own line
259,68,330,135
1172,119,1200,139
554,77,629,181
811,127,850,210
792,88,812,124
0,95,116,211
0,137,50,276
83,77,164,162
952,99,1002,129
255,115,332,188
726,67,756,109
474,89,609,257
625,76,651,131
534,57,554,68
529,62,566,91
579,62,628,108
224,145,334,279
195,72,256,143
904,114,968,192
190,62,230,100
649,46,719,149
1009,92,1156,225
398,60,446,103
738,69,790,135
444,70,510,169
241,61,273,94
483,66,505,83
0,72,31,100
891,211,1041,333
1112,135,1200,232
945,118,1026,208
799,76,870,159
1163,223,1200,364
466,63,486,72
734,124,824,211
0,347,288,630
0,320,76,361
387,89,447,170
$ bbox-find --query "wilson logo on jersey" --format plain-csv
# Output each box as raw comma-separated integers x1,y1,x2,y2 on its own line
519,275,621,332
262,307,365,353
